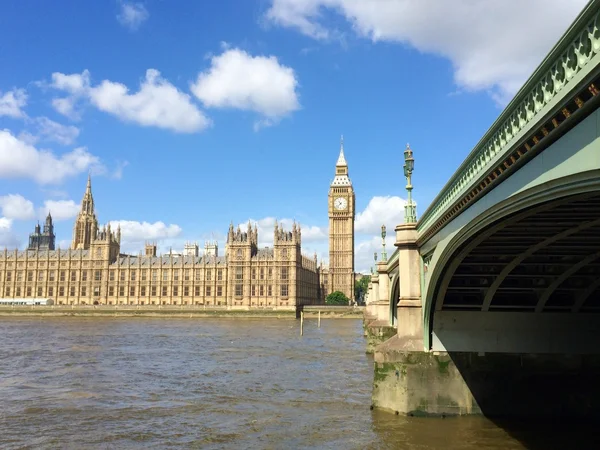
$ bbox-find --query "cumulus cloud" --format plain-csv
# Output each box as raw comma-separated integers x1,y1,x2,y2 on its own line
191,48,300,128
52,97,81,121
38,199,80,221
265,0,587,103
0,217,19,249
51,70,91,94
0,129,103,184
0,88,27,118
117,1,149,31
33,117,79,145
355,195,408,234
229,198,407,271
112,160,129,180
354,235,384,274
236,216,327,246
49,69,211,133
0,194,35,220
109,220,183,246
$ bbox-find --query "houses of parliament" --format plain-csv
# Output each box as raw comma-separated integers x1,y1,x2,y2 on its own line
0,141,355,307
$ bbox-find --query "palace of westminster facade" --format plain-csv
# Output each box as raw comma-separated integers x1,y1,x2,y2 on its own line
0,141,356,307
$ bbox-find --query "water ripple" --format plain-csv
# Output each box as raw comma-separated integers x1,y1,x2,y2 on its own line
0,317,589,449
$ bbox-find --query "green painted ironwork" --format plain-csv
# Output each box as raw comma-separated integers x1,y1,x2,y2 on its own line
403,144,417,223
417,0,600,236
381,224,388,262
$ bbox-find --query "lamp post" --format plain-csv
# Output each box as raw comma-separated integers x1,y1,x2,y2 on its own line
373,252,378,274
381,224,387,262
403,143,417,223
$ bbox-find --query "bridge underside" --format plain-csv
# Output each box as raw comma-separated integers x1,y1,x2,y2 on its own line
443,192,600,313
431,191,600,354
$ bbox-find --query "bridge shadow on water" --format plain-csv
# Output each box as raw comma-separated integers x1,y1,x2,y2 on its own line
449,352,600,449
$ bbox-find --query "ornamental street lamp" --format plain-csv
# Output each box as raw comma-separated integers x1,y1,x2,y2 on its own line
381,224,387,262
403,143,417,223
373,251,378,274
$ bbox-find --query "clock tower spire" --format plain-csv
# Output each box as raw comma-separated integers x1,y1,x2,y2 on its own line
328,135,355,301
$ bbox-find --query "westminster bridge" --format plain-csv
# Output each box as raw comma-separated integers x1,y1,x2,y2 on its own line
366,0,600,418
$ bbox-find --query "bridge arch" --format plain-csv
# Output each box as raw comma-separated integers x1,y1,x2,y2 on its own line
424,170,600,353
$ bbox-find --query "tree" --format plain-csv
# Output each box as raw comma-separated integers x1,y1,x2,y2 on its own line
325,290,351,305
354,275,370,305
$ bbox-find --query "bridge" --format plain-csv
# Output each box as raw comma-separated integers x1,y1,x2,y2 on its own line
366,0,600,418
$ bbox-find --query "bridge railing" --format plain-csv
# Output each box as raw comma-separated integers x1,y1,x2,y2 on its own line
417,1,600,239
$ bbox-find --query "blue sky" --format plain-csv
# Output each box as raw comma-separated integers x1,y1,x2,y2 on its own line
0,0,588,272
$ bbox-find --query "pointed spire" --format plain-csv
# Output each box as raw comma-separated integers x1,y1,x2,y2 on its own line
79,173,95,215
336,134,347,166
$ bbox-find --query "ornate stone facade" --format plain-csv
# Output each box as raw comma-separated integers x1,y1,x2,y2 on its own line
327,137,355,300
0,178,322,308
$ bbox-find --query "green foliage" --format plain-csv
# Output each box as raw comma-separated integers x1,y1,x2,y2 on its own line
325,290,350,305
354,275,371,304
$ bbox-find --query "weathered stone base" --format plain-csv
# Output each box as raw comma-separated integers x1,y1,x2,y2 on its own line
373,338,600,418
373,344,478,416
365,320,396,354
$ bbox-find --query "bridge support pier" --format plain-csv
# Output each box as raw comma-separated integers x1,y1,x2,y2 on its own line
392,223,423,350
372,350,600,417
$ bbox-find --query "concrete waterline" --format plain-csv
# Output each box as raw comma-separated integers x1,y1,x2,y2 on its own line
0,304,364,319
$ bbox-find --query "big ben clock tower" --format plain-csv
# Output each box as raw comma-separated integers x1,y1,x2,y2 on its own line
328,136,355,301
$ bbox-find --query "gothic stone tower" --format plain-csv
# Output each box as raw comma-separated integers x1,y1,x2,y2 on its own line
28,211,56,250
328,136,355,300
72,174,99,250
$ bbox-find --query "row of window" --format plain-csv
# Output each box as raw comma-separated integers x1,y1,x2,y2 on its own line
4,284,290,298
1,266,291,282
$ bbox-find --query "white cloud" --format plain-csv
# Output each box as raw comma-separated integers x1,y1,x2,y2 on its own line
117,2,149,31
0,129,103,184
112,160,129,180
52,97,81,121
265,0,587,102
0,217,19,249
0,88,27,118
237,216,327,246
50,69,211,133
191,48,300,127
355,235,383,274
51,70,91,94
0,194,35,220
355,195,407,234
109,220,183,245
33,117,79,145
233,200,405,271
38,199,79,221
17,131,39,145
232,216,329,264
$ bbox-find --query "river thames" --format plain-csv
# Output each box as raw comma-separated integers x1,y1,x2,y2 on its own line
0,317,596,449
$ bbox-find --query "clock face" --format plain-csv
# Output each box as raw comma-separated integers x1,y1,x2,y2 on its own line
334,197,347,210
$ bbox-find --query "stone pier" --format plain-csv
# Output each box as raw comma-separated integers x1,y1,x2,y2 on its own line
364,260,395,353
372,344,600,418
